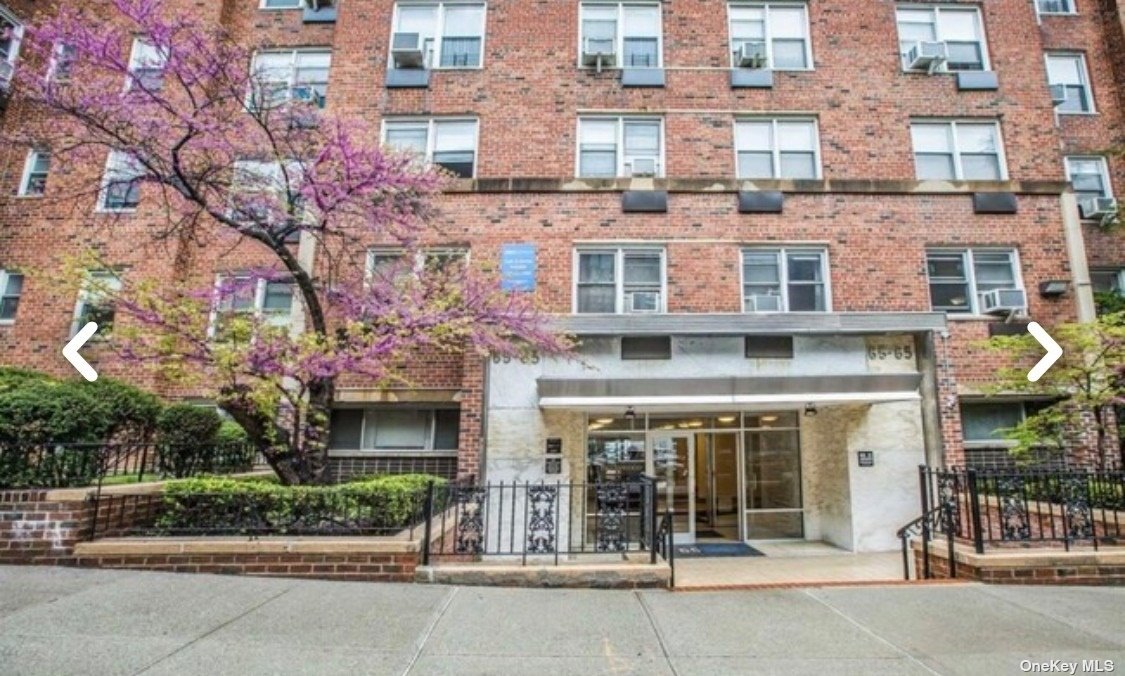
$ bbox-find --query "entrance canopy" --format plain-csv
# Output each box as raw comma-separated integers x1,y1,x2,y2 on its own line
537,374,922,411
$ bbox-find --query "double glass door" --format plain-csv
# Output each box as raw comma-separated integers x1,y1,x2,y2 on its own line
652,433,694,543
743,428,803,539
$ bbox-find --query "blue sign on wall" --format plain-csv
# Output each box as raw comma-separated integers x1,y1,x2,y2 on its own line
500,244,537,292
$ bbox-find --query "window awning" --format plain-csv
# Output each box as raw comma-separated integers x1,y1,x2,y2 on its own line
537,373,923,411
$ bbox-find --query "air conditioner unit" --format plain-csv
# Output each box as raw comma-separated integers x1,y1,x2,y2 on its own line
582,37,617,68
303,0,333,8
1079,197,1117,219
626,291,661,313
391,33,426,69
290,86,325,108
745,294,782,312
736,42,768,69
979,288,1027,315
1049,84,1068,106
906,41,948,73
1039,0,1068,13
628,158,657,177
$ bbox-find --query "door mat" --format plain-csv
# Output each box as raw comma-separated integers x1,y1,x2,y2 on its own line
673,543,765,558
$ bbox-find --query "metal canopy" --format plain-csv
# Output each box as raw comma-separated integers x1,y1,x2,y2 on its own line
551,312,947,337
538,373,923,410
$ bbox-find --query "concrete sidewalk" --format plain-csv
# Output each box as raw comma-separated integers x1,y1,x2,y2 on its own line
0,566,1122,675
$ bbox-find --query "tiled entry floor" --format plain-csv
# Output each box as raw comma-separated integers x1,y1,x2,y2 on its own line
674,541,902,589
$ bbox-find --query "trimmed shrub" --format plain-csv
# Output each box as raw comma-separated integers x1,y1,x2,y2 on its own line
85,378,163,442
156,405,225,478
0,379,111,445
155,474,447,535
216,420,249,446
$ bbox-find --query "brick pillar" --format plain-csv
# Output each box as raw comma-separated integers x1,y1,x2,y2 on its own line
457,353,487,481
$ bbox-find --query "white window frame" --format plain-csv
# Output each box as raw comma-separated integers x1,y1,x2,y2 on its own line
1046,52,1096,115
259,0,303,9
208,274,296,338
0,269,23,324
739,248,831,313
896,5,990,73
388,2,488,70
125,37,168,92
333,406,460,452
249,48,332,109
365,246,470,282
910,120,1009,181
960,400,1039,448
733,117,822,179
726,2,814,71
578,2,664,69
925,248,1024,316
47,42,75,83
71,270,121,337
381,117,480,178
1035,0,1077,16
0,5,24,83
1065,155,1114,201
17,149,49,197
572,247,667,314
575,116,665,178
1091,268,1124,296
97,150,144,212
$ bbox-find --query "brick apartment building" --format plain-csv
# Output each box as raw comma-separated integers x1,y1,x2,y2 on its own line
0,0,1122,552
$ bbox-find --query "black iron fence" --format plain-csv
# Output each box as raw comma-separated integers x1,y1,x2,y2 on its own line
0,442,261,489
900,465,1125,579
421,478,671,567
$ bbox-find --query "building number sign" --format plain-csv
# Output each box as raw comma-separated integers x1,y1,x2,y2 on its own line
867,343,914,360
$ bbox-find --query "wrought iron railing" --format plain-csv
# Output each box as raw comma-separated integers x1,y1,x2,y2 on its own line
422,478,663,566
0,442,261,489
900,465,1125,579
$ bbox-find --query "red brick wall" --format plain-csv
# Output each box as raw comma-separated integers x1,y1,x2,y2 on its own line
73,550,419,583
0,490,91,566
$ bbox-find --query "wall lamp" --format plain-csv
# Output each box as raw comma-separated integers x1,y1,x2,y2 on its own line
804,403,818,417
1038,280,1069,298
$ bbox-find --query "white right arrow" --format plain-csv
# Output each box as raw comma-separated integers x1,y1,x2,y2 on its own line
1026,321,1062,383
63,322,99,382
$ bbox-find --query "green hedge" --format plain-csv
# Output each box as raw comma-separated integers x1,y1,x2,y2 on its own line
155,474,448,535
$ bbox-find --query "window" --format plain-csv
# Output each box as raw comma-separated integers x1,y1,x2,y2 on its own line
383,119,478,178
741,249,829,312
926,249,1022,315
897,6,988,72
911,121,1006,181
231,160,304,240
17,150,50,197
72,271,121,335
0,7,23,87
261,0,303,8
390,2,485,69
577,117,663,178
213,274,294,336
961,401,1048,445
99,150,143,211
735,118,820,179
728,3,812,70
575,248,665,314
329,407,460,451
1037,0,1075,15
580,2,662,68
250,50,331,109
1092,268,1123,295
126,38,168,91
0,270,23,323
745,335,794,358
1065,156,1113,203
367,247,468,281
48,43,75,83
1046,53,1094,114
621,336,671,360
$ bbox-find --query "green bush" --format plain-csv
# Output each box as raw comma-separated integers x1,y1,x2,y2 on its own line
156,405,226,478
85,378,163,442
156,474,448,535
0,379,112,445
216,420,249,446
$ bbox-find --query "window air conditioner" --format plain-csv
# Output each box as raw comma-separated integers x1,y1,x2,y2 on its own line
1048,84,1070,106
736,42,768,69
629,158,657,177
1079,197,1117,219
391,33,426,69
582,37,617,68
979,288,1027,315
626,291,661,313
746,295,783,312
906,41,948,73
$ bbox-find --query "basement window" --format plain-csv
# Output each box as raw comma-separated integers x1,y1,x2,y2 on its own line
745,335,794,359
621,336,671,360
329,407,460,452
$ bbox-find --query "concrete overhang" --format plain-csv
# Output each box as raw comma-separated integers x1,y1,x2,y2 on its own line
537,374,923,411
551,312,947,337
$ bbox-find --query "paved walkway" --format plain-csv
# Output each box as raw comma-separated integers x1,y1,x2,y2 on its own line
675,541,903,588
1,566,1122,675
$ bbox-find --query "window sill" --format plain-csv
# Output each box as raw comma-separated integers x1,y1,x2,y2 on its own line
327,449,459,458
0,320,14,327
13,194,44,200
95,208,138,215
1056,111,1099,117
945,314,1026,322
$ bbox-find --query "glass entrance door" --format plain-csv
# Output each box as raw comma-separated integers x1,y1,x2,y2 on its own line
651,432,694,543
743,427,803,539
693,432,741,540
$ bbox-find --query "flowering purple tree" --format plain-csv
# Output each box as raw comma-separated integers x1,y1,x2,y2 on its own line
9,0,569,484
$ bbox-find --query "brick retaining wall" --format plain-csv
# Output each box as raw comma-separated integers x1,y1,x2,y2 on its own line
0,489,94,566
912,540,1125,585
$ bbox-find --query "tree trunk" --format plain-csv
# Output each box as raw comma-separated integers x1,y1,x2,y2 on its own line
218,384,333,485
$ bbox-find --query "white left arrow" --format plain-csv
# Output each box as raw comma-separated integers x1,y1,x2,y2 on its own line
63,322,99,382
1026,321,1062,383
